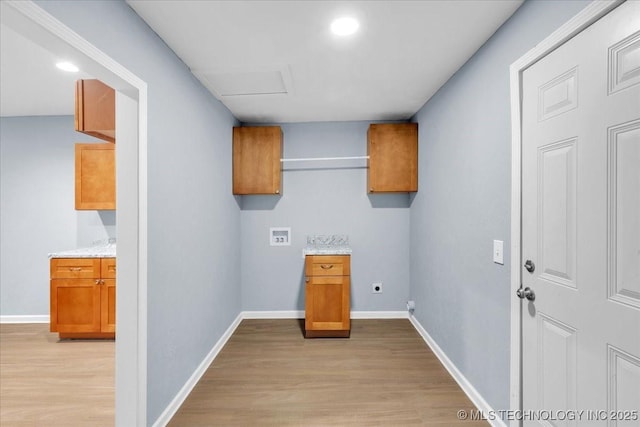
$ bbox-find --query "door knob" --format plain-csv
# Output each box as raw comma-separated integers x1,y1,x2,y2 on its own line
524,260,535,273
517,286,536,301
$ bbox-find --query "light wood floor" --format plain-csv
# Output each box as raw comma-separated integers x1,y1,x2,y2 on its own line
169,319,488,426
1,320,489,426
0,323,114,426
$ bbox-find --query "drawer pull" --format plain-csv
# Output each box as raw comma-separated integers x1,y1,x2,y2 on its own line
69,267,82,272
320,264,334,270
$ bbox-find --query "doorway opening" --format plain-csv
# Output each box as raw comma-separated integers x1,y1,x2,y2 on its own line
1,1,148,424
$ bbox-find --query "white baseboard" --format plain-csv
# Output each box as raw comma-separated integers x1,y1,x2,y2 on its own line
242,310,303,319
241,310,409,319
351,310,408,319
151,312,243,427
0,315,49,324
408,315,507,427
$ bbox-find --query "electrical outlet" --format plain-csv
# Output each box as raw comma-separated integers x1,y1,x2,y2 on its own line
372,283,383,293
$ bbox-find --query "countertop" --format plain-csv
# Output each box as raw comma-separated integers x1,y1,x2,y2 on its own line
303,245,352,256
48,239,116,259
302,234,351,256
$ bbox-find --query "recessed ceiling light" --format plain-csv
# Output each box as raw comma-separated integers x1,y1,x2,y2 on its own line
56,61,79,72
330,17,359,36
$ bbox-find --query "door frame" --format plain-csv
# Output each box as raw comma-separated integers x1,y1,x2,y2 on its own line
1,1,149,425
508,0,623,424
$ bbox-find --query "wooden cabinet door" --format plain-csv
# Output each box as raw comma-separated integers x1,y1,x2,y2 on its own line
101,258,116,279
75,79,115,143
368,123,418,193
101,279,116,333
75,143,115,210
233,126,282,195
50,279,101,333
305,276,350,334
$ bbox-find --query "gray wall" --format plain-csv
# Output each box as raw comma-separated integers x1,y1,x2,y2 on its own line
0,115,113,316
409,0,590,414
240,121,410,312
33,1,241,424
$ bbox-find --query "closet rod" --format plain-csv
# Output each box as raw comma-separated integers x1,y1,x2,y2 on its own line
280,155,369,162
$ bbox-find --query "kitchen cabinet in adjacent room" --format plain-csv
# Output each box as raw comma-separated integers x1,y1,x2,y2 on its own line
367,122,418,193
75,143,115,210
305,255,351,338
75,79,115,143
233,126,282,195
50,257,116,339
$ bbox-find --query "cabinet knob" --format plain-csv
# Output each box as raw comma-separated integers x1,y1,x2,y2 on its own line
305,277,310,283
275,190,280,194
69,267,82,272
320,264,334,270
95,279,101,285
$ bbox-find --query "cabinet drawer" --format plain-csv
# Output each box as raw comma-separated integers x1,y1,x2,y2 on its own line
305,255,350,276
50,258,101,279
101,258,116,279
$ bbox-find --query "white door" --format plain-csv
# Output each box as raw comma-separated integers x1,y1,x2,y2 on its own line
521,1,640,425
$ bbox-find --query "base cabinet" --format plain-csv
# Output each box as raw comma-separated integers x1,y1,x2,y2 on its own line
305,255,350,338
50,257,116,339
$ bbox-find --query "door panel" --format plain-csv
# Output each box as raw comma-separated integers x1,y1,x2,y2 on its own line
538,138,577,289
608,120,640,309
608,31,640,94
537,313,577,425
608,345,640,426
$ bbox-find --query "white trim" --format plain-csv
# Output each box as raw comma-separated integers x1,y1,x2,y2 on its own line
151,313,243,427
351,310,408,319
409,315,506,427
1,2,149,425
240,310,409,319
0,315,49,324
508,1,621,423
242,310,304,319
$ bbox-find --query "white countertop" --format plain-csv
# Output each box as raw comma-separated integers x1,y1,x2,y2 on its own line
303,245,352,256
302,234,352,256
48,240,116,259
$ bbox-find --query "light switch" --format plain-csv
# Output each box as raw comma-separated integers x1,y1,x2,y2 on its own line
493,240,504,265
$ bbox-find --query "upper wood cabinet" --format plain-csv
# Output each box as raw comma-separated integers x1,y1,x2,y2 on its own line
75,143,115,210
233,126,282,195
367,123,418,193
75,79,115,143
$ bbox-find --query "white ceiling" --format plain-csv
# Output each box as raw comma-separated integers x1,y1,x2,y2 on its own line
1,0,523,122
0,24,93,117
